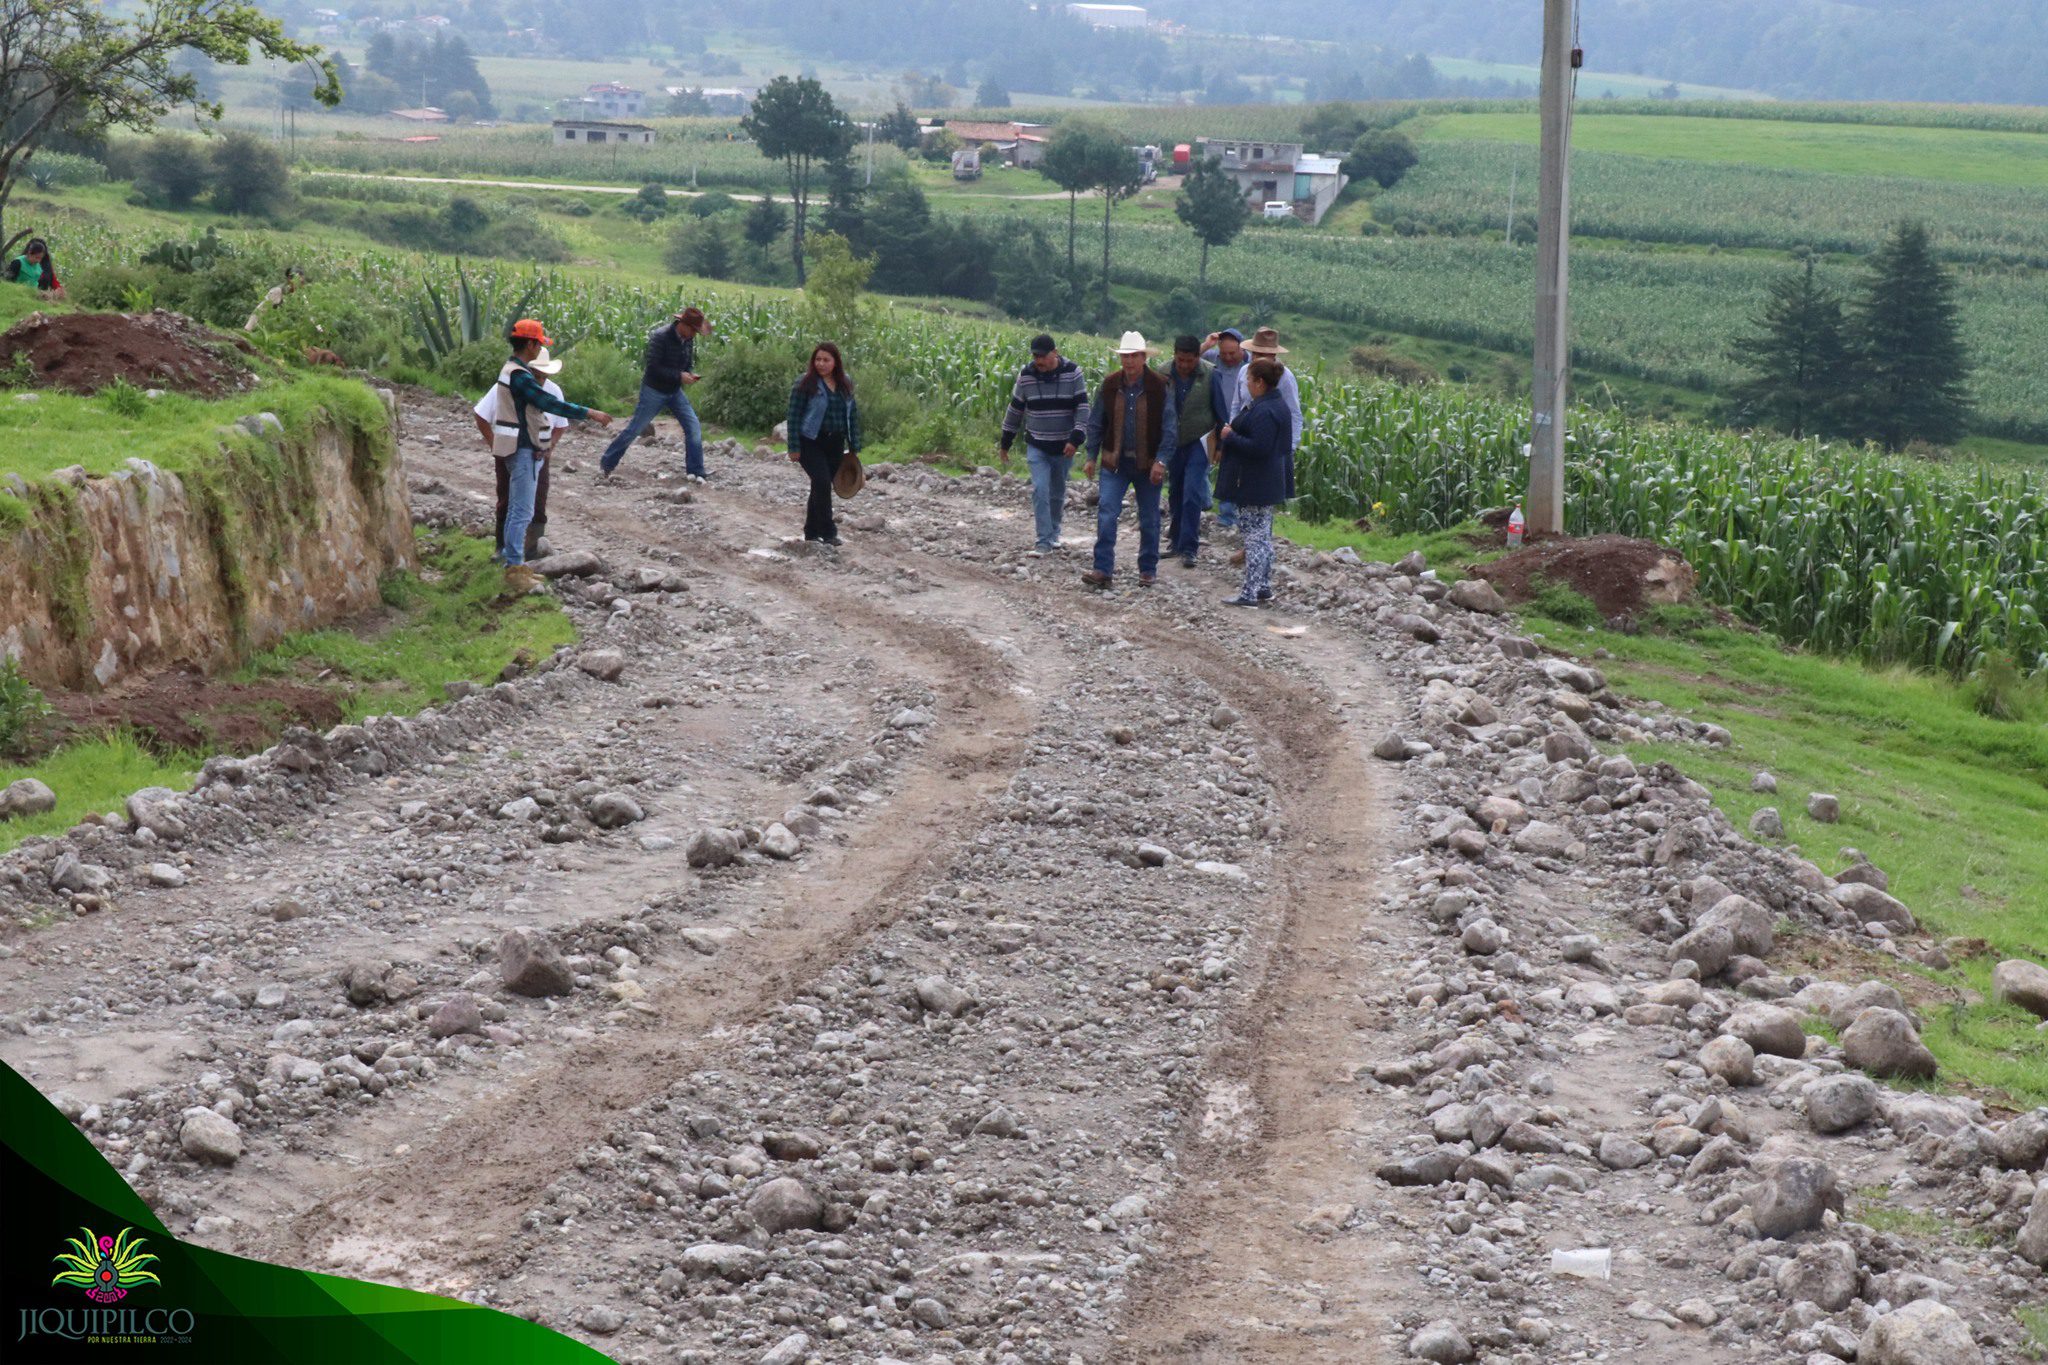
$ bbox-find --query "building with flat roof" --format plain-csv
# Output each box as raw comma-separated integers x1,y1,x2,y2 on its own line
1194,137,1349,224
552,120,656,147
1067,3,1147,28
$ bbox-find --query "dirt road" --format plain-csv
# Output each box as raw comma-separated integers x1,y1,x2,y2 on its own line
2,397,2037,1364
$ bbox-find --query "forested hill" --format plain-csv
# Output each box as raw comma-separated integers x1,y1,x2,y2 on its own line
1155,0,2048,106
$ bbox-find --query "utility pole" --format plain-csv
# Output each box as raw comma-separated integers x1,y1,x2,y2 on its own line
1528,0,1577,536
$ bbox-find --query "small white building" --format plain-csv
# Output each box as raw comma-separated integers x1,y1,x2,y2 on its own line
552,120,655,147
1067,3,1147,28
1195,137,1349,225
584,82,644,117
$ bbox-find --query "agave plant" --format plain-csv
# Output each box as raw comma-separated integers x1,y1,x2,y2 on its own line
408,262,545,364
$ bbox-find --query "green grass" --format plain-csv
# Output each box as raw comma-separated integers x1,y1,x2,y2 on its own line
1517,608,2048,1106
1420,112,2048,188
0,734,196,856
1850,1187,1990,1245
1428,57,1764,103
2020,1305,2048,1355
237,531,576,720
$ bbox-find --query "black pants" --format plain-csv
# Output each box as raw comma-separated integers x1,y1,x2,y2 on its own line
494,453,550,559
799,434,844,541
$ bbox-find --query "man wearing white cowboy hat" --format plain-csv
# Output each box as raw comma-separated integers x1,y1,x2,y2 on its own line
474,344,568,562
1080,331,1177,590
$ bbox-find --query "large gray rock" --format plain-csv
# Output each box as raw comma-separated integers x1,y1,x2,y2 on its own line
586,792,645,829
0,777,56,819
1724,1003,1807,1060
125,787,189,840
1407,1320,1474,1363
759,823,801,859
498,931,573,997
1826,980,1908,1030
1749,806,1784,839
1859,1300,1983,1365
686,827,741,869
529,549,603,578
1776,1240,1858,1312
1672,923,1736,978
1992,959,2048,1020
2018,1184,2048,1267
427,993,484,1038
179,1107,243,1164
338,960,390,1007
1993,1109,2048,1171
1698,894,1775,959
1805,1073,1878,1134
49,854,113,895
1511,821,1573,857
1699,1035,1756,1086
914,976,974,1018
577,649,626,682
1841,1007,1938,1080
1446,578,1506,615
1832,882,1917,932
747,1176,824,1234
1749,1156,1841,1239
1806,792,1841,823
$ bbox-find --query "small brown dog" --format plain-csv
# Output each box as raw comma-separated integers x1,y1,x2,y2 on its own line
302,347,343,367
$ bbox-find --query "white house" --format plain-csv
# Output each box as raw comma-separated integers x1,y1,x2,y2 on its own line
584,83,644,117
552,120,656,147
1066,3,1147,28
1195,137,1349,224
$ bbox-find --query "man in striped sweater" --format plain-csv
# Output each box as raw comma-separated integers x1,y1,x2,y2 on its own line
997,334,1091,556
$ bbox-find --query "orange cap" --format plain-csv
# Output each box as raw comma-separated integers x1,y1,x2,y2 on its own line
509,318,552,345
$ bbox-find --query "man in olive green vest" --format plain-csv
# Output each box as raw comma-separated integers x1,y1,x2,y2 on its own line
1164,334,1221,568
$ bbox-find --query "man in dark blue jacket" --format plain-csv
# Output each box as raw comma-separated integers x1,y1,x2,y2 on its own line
600,306,712,479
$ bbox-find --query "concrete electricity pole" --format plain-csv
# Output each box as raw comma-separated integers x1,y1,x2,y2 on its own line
1529,0,1577,535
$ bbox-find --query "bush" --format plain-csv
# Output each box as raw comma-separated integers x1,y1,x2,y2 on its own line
664,216,741,279
689,191,741,218
436,337,510,395
133,134,211,208
551,340,640,416
210,132,291,217
26,151,105,190
854,381,918,445
698,336,803,434
1349,345,1438,386
0,657,50,760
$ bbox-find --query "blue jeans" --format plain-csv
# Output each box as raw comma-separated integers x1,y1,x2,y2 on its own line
1025,443,1071,550
1094,462,1162,578
1216,497,1238,529
602,384,703,475
1165,439,1211,558
499,448,542,566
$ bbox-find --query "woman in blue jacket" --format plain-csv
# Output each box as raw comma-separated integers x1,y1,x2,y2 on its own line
785,342,862,546
1214,358,1293,606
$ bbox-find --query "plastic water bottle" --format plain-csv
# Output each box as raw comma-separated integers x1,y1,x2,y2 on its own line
1507,504,1526,549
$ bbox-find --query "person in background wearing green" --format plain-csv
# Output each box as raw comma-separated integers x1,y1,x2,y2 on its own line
4,238,62,298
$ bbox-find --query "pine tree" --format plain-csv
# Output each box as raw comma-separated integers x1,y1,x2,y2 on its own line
1851,222,1973,450
1173,155,1247,298
1726,256,1853,439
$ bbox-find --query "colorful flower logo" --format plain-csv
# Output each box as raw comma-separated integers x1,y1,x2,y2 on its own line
50,1226,161,1303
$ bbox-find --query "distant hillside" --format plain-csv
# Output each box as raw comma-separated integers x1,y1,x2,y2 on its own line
1154,0,2048,106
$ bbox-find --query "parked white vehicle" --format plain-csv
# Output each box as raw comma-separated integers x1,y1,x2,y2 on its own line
1261,200,1293,220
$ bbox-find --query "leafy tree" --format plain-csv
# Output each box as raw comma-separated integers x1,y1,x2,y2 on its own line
802,230,875,349
667,87,711,116
1152,286,1206,340
741,76,853,284
0,0,334,246
877,102,921,151
1851,221,1973,450
688,191,741,218
1199,73,1255,105
743,195,788,248
664,216,739,280
1727,256,1853,439
134,133,210,207
209,130,289,216
619,182,671,222
1344,128,1418,188
1173,155,1247,296
440,194,491,242
1082,130,1143,308
975,76,1010,108
993,223,1074,326
1039,122,1107,281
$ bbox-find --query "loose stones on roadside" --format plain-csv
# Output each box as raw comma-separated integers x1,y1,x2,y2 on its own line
1805,1074,1878,1134
0,777,55,820
685,827,741,868
577,649,626,682
1841,1007,1938,1080
1832,882,1918,933
1699,1035,1756,1086
498,931,573,997
179,1107,243,1165
1408,1320,1474,1363
760,822,801,859
1723,1003,1807,1060
1858,1300,1984,1365
1807,791,1841,822
747,1176,824,1234
2016,1185,2048,1267
1749,806,1784,839
428,992,484,1038
1777,1241,1859,1312
1749,1155,1842,1239
585,792,645,829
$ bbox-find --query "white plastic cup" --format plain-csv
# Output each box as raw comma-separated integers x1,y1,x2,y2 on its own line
1549,1248,1612,1280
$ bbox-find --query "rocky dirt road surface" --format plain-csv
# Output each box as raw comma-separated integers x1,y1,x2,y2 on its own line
3,395,2044,1365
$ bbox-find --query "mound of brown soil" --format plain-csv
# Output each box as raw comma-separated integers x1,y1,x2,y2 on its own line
0,309,254,398
1476,534,1696,621
46,665,342,756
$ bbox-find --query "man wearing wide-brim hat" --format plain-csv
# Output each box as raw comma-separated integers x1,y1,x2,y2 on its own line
1080,331,1177,589
600,305,714,481
473,345,568,561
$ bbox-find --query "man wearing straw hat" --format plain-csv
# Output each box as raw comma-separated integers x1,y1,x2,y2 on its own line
1080,331,1176,590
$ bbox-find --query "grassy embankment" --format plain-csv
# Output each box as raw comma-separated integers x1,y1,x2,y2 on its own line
1287,517,2048,1110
